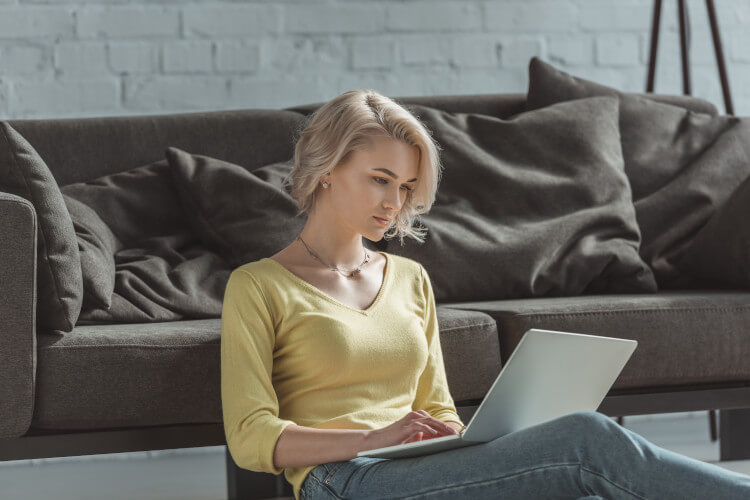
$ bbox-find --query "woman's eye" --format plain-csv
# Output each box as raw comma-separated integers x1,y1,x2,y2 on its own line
374,177,413,192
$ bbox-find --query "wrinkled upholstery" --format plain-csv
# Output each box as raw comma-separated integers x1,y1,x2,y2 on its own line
31,309,500,430
443,290,750,389
29,289,750,430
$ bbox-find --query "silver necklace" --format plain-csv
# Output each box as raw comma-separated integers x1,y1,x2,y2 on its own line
296,236,371,279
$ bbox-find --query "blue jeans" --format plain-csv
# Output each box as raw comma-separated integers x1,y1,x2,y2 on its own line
299,410,750,499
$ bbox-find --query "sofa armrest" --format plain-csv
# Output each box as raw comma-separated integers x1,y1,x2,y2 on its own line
0,191,37,439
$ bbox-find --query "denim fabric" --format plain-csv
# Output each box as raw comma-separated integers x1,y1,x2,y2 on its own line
299,410,750,499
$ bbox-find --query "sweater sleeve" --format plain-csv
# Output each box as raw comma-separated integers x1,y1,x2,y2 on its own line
412,264,465,427
221,268,297,475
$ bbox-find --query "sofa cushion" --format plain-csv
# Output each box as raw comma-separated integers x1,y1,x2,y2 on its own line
61,159,234,324
0,121,83,332
443,290,750,390
73,233,233,325
387,96,656,303
62,194,122,311
30,308,499,429
166,146,306,268
525,57,750,289
678,173,750,288
60,159,190,247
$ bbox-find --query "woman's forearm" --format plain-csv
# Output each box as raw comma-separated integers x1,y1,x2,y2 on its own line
273,424,370,469
273,420,465,469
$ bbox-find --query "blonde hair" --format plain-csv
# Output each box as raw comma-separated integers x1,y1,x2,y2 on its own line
283,89,443,245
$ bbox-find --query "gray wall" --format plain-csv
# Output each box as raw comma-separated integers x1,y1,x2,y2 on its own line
0,0,748,119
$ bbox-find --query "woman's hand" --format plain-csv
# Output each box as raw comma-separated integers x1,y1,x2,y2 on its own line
361,410,459,451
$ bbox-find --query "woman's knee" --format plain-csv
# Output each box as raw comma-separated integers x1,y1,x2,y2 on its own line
560,411,624,441
556,411,632,462
561,410,618,432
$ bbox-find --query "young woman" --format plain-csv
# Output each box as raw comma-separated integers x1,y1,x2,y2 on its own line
220,89,750,500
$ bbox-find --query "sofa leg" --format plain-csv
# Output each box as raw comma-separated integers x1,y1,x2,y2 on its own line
709,409,718,442
226,447,294,499
719,408,750,461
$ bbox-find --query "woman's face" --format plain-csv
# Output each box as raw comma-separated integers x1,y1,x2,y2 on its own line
324,135,420,240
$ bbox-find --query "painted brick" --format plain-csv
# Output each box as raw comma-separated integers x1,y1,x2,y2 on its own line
78,6,179,38
0,78,8,120
162,40,212,74
352,38,394,70
484,2,576,32
596,33,640,66
0,44,48,76
215,40,261,73
183,5,281,37
286,4,384,34
123,75,228,110
641,29,722,67
547,34,595,66
0,7,74,38
386,2,480,32
452,36,499,68
54,41,108,77
729,29,750,62
228,76,336,110
13,79,119,116
267,37,347,71
499,38,544,68
0,0,747,120
401,35,451,66
107,42,159,74
579,1,654,32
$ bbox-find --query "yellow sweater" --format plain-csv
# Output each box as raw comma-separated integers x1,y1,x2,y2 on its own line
220,250,464,500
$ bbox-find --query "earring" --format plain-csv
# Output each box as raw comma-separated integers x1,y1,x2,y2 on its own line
322,182,329,188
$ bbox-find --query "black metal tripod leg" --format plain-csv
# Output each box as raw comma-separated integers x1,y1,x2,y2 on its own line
678,0,692,95
706,0,735,114
646,0,662,92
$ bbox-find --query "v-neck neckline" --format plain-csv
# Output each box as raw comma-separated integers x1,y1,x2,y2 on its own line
263,250,390,316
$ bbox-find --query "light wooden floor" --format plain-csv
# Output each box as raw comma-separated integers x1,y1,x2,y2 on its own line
1,412,748,500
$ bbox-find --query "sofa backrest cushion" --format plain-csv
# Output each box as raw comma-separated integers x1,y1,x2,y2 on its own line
60,159,189,247
166,146,307,268
387,96,657,302
526,57,750,289
60,157,236,325
678,172,750,288
0,121,83,332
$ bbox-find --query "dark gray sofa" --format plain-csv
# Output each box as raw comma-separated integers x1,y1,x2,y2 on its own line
2,91,750,500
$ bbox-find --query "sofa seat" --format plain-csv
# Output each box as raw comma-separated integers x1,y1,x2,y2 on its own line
30,308,500,430
443,290,750,390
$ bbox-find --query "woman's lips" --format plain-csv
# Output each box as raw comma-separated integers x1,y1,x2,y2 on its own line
373,216,390,226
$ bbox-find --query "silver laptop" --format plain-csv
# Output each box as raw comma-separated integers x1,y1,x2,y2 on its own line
357,328,637,459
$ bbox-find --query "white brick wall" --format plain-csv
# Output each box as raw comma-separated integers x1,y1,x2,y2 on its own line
0,0,748,119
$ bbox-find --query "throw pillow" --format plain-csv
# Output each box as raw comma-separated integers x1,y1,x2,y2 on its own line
677,173,750,288
525,57,750,289
63,194,122,311
75,232,234,325
165,147,307,268
0,121,83,332
387,96,657,303
60,159,191,247
61,159,231,324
